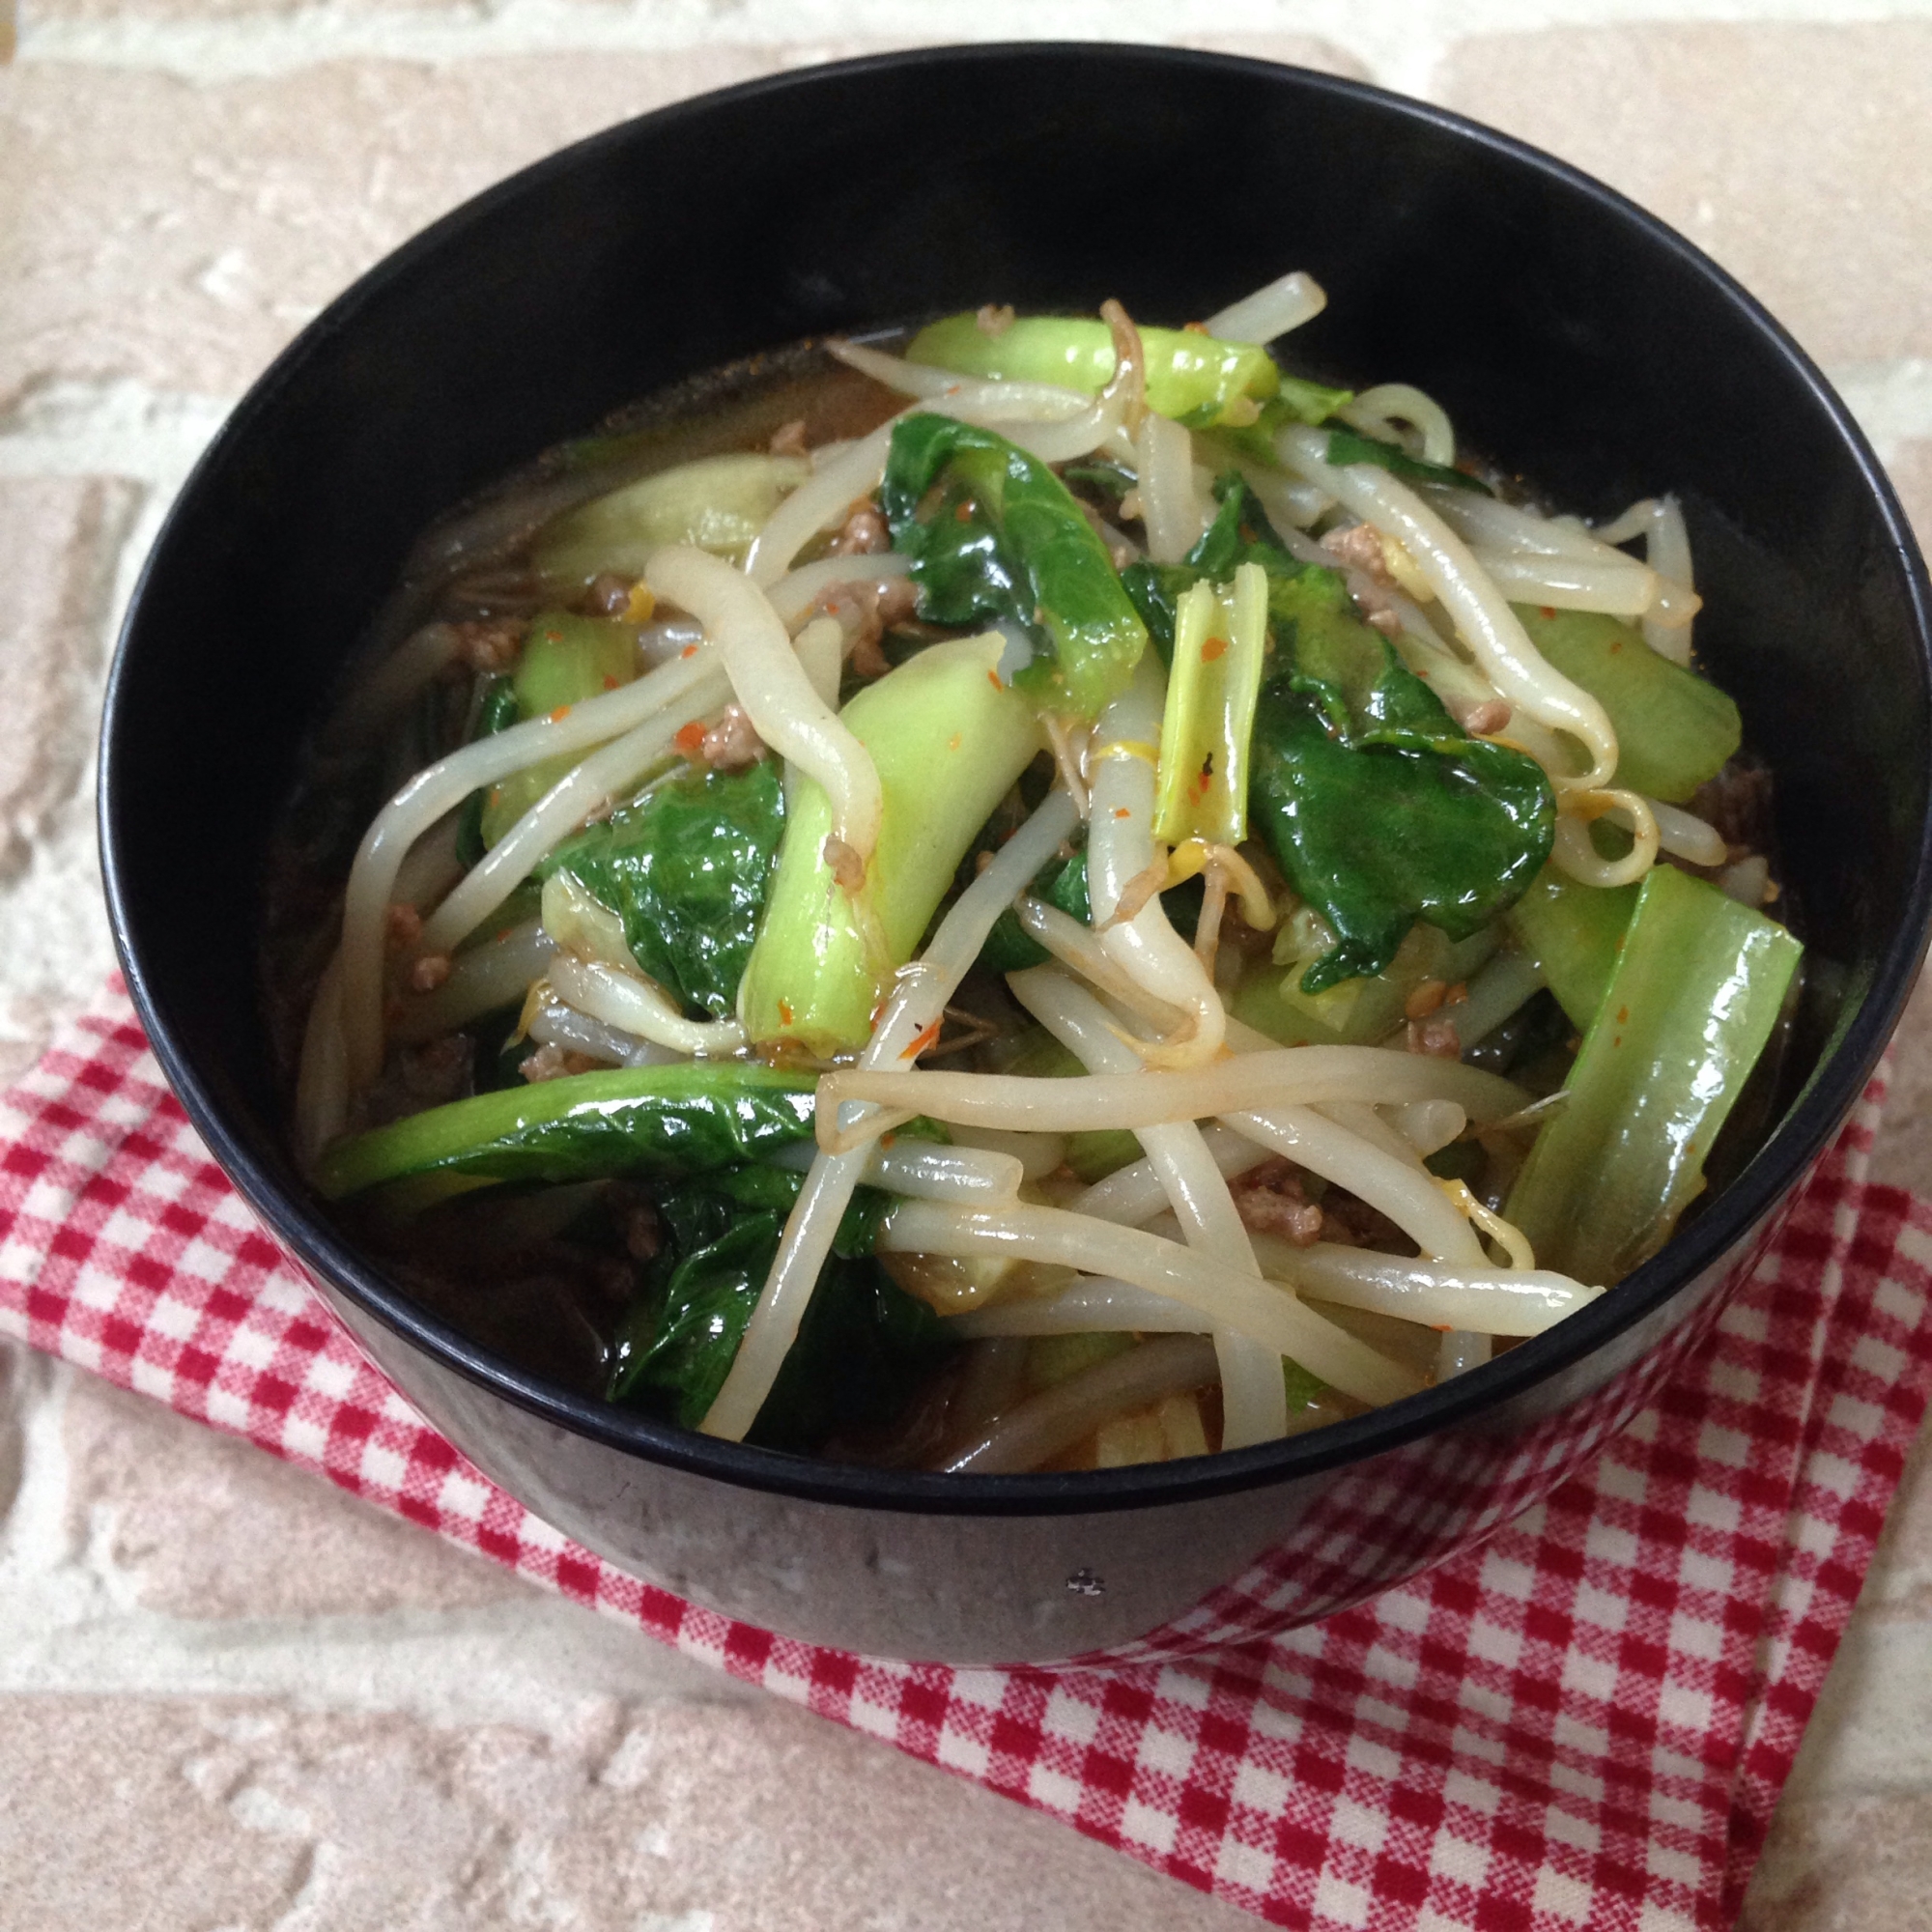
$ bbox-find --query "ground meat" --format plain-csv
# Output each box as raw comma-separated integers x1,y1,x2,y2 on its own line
515,1042,599,1084
399,1035,472,1103
1447,696,1512,735
828,501,891,555
1406,1013,1463,1059
585,572,634,616
698,703,766,769
976,302,1016,337
384,902,423,952
1230,1159,1327,1247
768,418,810,458
1690,759,1776,855
1321,523,1394,580
409,952,452,994
449,616,524,673
818,577,918,678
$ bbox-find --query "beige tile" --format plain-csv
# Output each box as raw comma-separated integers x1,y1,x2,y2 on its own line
1173,34,1367,79
61,1370,529,1618
1869,962,1932,1192
1882,439,1932,556
0,1691,1250,1931
1435,24,1932,367
1745,1789,1932,1932
0,49,789,403
0,475,137,865
0,474,140,1081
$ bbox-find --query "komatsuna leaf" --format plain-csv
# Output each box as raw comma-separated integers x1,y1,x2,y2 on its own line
537,759,785,1019
607,1163,952,1450
880,414,1148,718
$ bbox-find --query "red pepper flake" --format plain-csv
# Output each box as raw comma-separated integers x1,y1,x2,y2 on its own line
1113,806,1130,819
948,732,963,752
900,1019,943,1061
880,1130,897,1149
1540,606,1556,620
986,669,1003,690
1201,636,1227,663
674,720,707,756
955,500,976,524
778,1000,795,1026
602,674,619,691
680,642,699,660
548,704,572,724
1616,1005,1630,1025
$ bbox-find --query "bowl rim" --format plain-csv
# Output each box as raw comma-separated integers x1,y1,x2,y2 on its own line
99,40,1932,1519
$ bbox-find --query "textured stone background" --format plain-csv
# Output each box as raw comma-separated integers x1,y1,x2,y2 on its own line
4,4,1932,1925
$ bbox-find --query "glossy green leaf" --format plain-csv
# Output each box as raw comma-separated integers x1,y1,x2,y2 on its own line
537,759,784,1019
880,414,1149,718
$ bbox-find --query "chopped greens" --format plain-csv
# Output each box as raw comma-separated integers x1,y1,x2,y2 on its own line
880,414,1149,718
537,759,784,1020
1506,865,1801,1285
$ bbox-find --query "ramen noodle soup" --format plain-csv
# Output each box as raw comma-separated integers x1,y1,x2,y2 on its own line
266,272,1799,1474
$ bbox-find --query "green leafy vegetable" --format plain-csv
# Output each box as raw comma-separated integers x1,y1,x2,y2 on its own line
455,676,521,869
1506,865,1802,1285
1513,608,1741,804
480,611,641,845
608,1163,952,1450
536,759,784,1020
1324,427,1492,496
1231,922,1500,1047
880,414,1150,718
313,1063,820,1200
905,313,1290,429
532,452,810,582
1505,867,1639,1031
1151,562,1268,848
738,631,1044,1053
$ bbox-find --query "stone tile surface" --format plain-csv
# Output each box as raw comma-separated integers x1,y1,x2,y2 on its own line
0,1690,1253,1931
0,50,792,402
1436,23,1932,366
60,1372,528,1619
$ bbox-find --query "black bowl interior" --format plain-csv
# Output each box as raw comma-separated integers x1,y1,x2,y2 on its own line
100,44,1932,1514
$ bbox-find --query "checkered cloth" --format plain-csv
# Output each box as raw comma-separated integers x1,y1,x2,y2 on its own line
4,979,1930,1931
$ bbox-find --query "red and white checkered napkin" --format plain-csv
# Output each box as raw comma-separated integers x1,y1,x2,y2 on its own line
5,980,1932,1930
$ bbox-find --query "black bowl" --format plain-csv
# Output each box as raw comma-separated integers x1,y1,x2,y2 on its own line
99,43,1932,1665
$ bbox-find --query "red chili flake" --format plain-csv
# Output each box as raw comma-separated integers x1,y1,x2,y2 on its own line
955,500,976,524
778,1000,795,1026
1540,606,1556,620
1112,807,1130,819
674,721,707,756
548,704,572,723
1616,1006,1630,1025
901,1019,943,1061
680,642,699,660
602,674,619,691
986,669,1003,690
1201,636,1227,663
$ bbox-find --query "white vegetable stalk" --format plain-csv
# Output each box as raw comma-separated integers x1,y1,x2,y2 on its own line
1337,384,1455,466
880,1201,1420,1407
1277,424,1619,790
1087,657,1226,1066
1009,967,1287,1448
765,554,913,633
817,1046,1528,1151
337,644,726,1089
648,547,883,869
1205,270,1327,344
389,920,558,1043
1246,1235,1602,1336
698,787,1081,1442
546,953,747,1058
1135,412,1207,563
419,687,724,957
